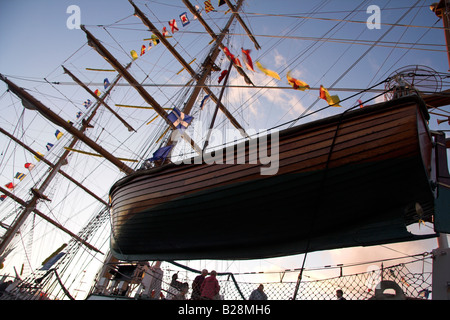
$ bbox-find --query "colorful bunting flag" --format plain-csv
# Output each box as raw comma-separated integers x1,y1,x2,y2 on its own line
35,152,44,162
55,130,63,140
104,78,110,89
15,172,26,181
204,0,215,12
319,85,341,107
358,99,364,108
131,50,138,60
255,61,280,80
194,5,203,19
168,108,193,130
180,12,190,27
76,111,83,119
40,252,66,271
287,71,310,91
24,163,35,170
162,27,169,38
148,145,174,163
218,70,228,83
5,182,15,190
0,195,6,201
46,143,54,151
169,19,179,33
199,94,210,110
83,99,91,109
223,47,242,68
241,48,254,72
94,89,101,97
151,34,160,46
218,0,226,6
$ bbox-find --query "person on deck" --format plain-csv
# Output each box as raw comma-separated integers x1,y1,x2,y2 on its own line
249,284,268,300
191,269,208,300
336,289,346,300
167,273,183,299
200,270,220,300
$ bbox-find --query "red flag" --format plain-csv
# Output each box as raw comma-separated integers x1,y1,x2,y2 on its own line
205,0,215,12
5,182,15,190
162,27,169,38
24,163,35,170
241,48,254,72
358,99,364,108
287,71,310,91
169,19,179,34
140,45,146,56
223,47,242,68
218,70,228,83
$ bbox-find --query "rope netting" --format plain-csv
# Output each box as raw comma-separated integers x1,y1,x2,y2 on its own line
158,256,432,300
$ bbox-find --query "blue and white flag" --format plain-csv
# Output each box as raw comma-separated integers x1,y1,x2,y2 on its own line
168,107,193,130
148,145,174,163
104,78,110,89
180,12,190,27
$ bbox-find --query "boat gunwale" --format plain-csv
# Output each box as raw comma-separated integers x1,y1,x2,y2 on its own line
109,95,429,196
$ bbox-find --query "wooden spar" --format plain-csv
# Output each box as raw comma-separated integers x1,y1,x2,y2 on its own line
130,0,249,139
0,71,128,257
62,66,136,132
0,127,108,206
183,0,255,86
223,0,261,50
177,0,247,114
64,147,138,162
0,186,102,254
0,74,134,175
80,24,203,155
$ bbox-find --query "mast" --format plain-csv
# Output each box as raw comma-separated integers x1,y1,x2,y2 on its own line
0,71,131,258
222,0,261,50
183,0,256,86
0,127,107,206
80,25,203,155
130,0,250,139
0,186,102,254
62,66,135,132
0,74,134,175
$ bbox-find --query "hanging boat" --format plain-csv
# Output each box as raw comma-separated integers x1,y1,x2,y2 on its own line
109,93,450,260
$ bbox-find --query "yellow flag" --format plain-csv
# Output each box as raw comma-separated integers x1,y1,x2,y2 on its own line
130,50,138,60
35,152,44,162
287,71,310,91
319,85,341,107
255,61,280,80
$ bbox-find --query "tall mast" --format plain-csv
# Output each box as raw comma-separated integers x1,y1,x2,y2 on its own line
0,127,107,206
62,66,135,132
223,0,261,50
130,0,250,139
0,74,135,175
81,25,203,155
0,186,102,254
0,71,132,257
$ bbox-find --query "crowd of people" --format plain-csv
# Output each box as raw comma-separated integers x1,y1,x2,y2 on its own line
165,269,268,301
138,263,346,300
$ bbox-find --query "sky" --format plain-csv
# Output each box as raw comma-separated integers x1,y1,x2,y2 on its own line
1,0,450,299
